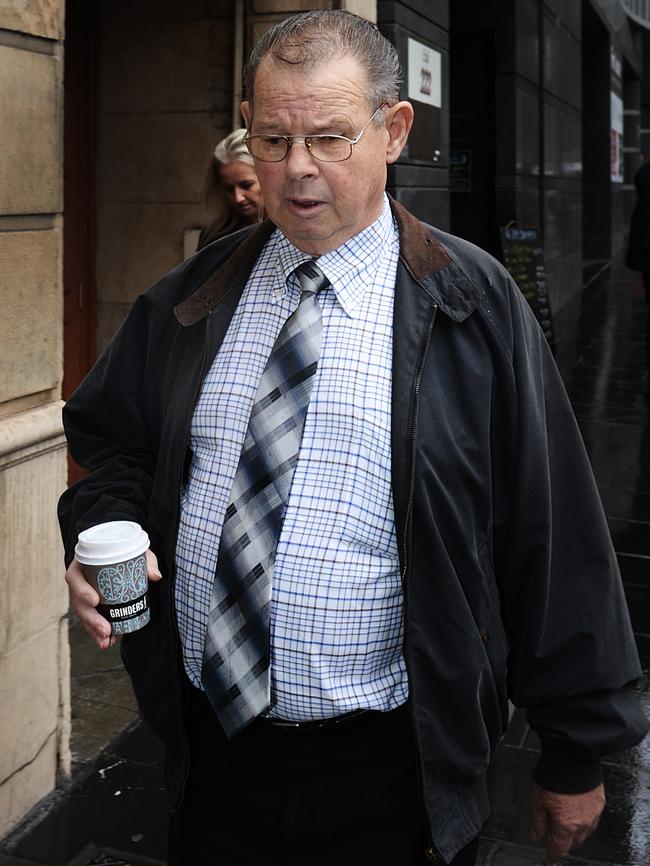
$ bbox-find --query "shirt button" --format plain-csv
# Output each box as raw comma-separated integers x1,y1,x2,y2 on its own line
480,631,490,645
425,848,441,863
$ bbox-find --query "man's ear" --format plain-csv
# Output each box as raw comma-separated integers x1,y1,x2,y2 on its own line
385,101,414,164
241,101,251,128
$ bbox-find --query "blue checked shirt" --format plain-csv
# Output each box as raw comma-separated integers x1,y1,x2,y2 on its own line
175,195,408,720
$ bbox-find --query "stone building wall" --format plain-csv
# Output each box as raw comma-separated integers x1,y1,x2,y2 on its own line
95,0,236,354
0,0,70,837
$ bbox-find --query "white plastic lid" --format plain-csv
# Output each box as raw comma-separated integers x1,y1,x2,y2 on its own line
75,521,149,566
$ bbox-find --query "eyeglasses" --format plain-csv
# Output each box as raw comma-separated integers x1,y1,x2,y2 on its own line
245,104,388,163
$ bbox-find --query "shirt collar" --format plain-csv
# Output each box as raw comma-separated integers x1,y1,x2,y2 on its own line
272,194,396,318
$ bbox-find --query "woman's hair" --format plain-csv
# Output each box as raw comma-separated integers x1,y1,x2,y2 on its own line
213,128,254,168
202,128,253,222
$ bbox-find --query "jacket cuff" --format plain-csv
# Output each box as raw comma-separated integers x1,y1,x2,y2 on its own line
533,750,603,794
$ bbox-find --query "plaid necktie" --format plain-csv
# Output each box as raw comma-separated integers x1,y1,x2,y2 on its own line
201,260,330,737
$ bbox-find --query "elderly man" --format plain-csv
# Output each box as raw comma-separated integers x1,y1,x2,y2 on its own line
60,10,648,866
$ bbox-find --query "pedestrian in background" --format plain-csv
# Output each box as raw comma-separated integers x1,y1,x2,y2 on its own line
60,10,648,866
197,127,264,250
625,155,650,373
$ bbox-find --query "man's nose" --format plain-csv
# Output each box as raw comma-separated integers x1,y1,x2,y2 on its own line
284,140,319,178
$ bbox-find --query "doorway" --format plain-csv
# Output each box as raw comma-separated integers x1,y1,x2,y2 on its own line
449,30,497,255
63,0,97,484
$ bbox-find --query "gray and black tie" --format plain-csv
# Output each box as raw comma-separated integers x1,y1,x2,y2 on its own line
201,260,330,737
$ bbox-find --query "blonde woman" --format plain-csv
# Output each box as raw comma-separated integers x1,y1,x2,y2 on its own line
198,128,264,249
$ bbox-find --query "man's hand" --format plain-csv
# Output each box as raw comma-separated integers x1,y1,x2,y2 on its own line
530,781,605,864
65,549,162,650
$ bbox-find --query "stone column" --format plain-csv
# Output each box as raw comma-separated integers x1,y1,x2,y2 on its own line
0,0,70,837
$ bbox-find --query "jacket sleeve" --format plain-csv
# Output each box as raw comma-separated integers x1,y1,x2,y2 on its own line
57,225,258,565
58,293,156,565
491,275,649,793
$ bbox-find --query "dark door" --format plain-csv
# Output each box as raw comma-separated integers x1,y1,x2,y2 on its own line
449,31,497,255
63,0,97,483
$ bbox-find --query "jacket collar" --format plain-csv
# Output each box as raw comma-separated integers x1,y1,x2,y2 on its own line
174,195,481,326
174,221,275,326
389,197,481,323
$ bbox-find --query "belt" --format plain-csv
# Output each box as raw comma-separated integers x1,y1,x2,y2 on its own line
257,708,371,731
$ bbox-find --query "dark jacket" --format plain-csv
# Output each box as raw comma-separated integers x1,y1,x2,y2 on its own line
626,159,650,271
196,212,249,251
59,200,648,863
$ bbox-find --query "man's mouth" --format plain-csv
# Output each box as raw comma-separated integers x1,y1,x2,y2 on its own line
286,198,326,214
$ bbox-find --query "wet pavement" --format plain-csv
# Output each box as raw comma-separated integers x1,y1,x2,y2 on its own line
67,617,140,774
1,258,649,866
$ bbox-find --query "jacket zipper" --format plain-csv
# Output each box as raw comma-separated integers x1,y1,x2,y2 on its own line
401,303,439,862
400,302,436,580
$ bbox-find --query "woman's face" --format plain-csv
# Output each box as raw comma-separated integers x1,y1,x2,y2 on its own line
216,160,264,222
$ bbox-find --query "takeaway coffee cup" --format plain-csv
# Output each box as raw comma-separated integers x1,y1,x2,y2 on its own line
75,521,151,635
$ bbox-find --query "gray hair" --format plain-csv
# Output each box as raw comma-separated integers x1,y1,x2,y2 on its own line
244,10,401,116
213,128,254,167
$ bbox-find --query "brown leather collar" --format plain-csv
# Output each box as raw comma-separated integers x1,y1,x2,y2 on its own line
389,196,453,281
174,221,275,326
174,196,467,327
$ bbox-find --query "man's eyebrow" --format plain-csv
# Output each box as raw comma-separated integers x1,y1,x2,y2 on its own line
252,116,355,135
310,118,355,134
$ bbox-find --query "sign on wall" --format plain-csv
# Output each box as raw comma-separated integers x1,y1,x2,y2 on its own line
406,37,442,162
610,91,624,183
500,225,555,351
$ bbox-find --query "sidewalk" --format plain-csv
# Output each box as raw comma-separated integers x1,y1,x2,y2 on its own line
1,259,648,866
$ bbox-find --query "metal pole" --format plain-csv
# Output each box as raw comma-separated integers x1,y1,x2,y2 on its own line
232,0,245,130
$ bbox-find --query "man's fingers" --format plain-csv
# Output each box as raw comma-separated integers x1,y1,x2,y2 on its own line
543,828,573,865
571,830,591,850
570,814,601,851
146,548,163,581
541,816,602,864
65,558,100,607
532,782,605,864
67,548,162,649
65,557,113,649
74,605,113,649
543,823,594,865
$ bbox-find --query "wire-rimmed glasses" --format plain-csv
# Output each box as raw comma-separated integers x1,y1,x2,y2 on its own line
245,103,389,163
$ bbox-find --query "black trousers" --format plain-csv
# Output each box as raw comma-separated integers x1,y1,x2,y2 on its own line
167,688,479,866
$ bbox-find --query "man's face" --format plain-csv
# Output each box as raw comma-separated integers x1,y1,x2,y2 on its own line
241,54,410,256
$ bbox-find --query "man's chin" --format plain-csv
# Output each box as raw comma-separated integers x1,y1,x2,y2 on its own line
281,227,354,256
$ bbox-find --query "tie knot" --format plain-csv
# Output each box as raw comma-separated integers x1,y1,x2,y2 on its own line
294,260,330,296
